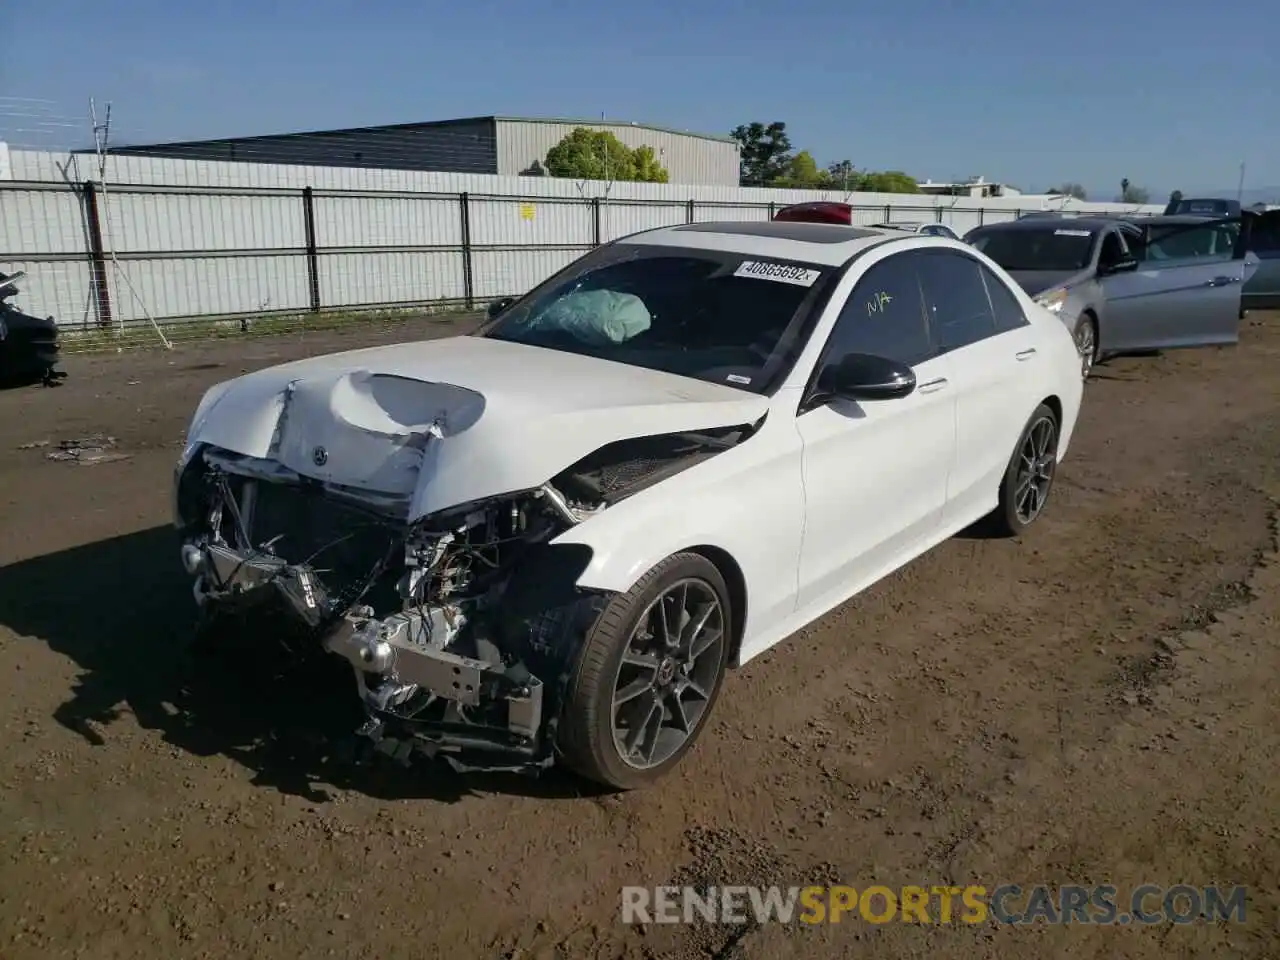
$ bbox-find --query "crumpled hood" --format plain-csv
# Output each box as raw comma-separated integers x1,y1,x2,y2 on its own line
1005,268,1092,297
187,334,769,519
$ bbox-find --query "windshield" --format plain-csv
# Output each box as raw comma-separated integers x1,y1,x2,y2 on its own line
479,244,831,394
1174,199,1231,216
969,227,1096,272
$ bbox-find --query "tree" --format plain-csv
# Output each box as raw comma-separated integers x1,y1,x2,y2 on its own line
730,121,792,186
631,145,670,184
826,160,857,190
1049,183,1088,200
771,150,825,188
542,127,669,182
1118,178,1150,204
858,171,920,194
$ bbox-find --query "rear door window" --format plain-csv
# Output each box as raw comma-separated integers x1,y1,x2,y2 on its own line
979,264,1030,333
1143,223,1238,262
917,250,998,351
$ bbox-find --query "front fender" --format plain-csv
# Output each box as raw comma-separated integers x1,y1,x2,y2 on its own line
1059,282,1098,326
1070,281,1106,342
549,402,806,646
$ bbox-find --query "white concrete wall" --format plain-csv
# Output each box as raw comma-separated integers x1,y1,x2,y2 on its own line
0,146,1165,330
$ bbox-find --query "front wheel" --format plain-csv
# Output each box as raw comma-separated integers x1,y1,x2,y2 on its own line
556,552,733,790
1072,313,1098,380
986,403,1060,537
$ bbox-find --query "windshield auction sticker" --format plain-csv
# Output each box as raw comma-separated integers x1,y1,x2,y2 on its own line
734,260,822,286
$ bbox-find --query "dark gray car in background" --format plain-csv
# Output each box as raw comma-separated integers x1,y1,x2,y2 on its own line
964,214,1256,377
1241,206,1280,310
1161,199,1280,308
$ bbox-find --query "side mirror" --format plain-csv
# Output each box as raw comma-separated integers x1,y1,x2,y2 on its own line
1098,257,1139,276
486,296,515,320
814,352,916,404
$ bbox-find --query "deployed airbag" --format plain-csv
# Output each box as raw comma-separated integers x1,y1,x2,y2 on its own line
525,289,651,345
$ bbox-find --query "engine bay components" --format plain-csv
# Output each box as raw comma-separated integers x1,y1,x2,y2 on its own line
173,422,754,773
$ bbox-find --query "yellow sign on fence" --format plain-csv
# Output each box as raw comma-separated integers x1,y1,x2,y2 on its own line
519,203,536,220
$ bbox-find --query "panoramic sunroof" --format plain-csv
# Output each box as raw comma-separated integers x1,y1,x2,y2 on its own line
671,221,882,244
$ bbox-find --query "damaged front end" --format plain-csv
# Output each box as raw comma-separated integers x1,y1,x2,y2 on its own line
172,421,753,775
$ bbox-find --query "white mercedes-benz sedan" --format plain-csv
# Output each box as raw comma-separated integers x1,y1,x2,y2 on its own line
172,219,1084,789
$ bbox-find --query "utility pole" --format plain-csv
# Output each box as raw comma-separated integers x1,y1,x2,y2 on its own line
1237,162,1246,202
90,98,172,348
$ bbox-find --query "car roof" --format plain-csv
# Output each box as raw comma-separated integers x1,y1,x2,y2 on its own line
1171,198,1236,209
971,215,1118,233
622,220,911,266
1123,214,1226,226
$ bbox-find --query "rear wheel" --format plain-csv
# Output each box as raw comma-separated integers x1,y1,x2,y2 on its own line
986,403,1059,537
556,553,733,790
1072,313,1098,379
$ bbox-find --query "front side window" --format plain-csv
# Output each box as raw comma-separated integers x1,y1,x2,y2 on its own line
1098,230,1126,267
480,244,832,394
969,226,1097,272
821,251,933,368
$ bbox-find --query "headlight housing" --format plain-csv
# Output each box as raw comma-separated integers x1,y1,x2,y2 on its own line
172,441,207,530
1035,288,1068,314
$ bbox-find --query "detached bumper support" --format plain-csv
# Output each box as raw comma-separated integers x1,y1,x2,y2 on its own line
183,536,554,774
323,611,545,742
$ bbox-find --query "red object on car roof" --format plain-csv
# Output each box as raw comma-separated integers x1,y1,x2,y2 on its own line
772,201,854,225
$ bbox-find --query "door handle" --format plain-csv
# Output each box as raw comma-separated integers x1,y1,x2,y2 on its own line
1206,276,1240,287
1015,348,1037,361
917,377,948,394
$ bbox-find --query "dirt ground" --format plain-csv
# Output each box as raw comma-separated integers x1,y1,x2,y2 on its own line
2,312,1279,960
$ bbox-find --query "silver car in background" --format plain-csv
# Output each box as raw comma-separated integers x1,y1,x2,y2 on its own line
869,221,961,240
964,215,1256,377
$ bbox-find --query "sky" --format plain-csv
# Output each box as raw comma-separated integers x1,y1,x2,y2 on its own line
2,0,1277,200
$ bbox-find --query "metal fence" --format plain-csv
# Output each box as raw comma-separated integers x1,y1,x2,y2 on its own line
0,176,1144,347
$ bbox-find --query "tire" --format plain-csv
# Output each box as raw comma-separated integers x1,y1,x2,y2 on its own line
986,403,1060,538
1072,313,1098,380
556,552,734,790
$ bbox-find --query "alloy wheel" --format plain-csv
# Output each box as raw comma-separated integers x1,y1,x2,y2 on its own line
1075,320,1096,379
1015,416,1058,525
610,578,725,769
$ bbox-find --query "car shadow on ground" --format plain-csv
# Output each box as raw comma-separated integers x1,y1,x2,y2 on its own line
0,370,65,390
0,526,610,805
